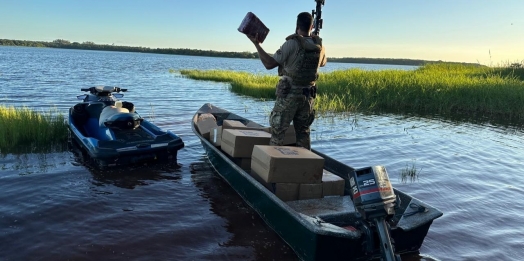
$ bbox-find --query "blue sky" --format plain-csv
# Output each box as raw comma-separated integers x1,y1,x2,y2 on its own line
1,0,522,65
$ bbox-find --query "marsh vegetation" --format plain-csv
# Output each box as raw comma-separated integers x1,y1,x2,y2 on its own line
0,106,68,154
176,63,524,123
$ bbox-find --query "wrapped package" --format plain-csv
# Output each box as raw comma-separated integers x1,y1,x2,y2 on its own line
238,12,270,43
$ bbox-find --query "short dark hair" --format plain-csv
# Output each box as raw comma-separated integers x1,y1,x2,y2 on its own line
297,12,313,32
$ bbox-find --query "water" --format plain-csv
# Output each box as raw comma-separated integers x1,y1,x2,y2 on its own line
1,46,523,261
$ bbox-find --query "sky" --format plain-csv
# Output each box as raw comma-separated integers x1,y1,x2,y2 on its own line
1,0,522,65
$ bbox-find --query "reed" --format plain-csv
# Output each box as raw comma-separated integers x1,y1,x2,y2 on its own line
177,69,278,99
0,105,68,153
176,63,524,122
400,161,421,183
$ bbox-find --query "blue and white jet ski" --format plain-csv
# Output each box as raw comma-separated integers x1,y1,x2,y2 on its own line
68,86,184,168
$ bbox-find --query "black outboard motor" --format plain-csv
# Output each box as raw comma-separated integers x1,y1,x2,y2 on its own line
349,166,401,261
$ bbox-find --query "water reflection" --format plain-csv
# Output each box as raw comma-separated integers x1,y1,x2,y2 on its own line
0,151,69,176
69,141,182,189
88,165,183,189
401,254,440,261
189,158,299,261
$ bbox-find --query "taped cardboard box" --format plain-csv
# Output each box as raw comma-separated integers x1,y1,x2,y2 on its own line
322,169,345,197
196,117,218,140
223,119,246,129
209,126,222,147
247,170,299,202
221,129,271,158
299,183,323,200
213,120,263,144
251,145,324,184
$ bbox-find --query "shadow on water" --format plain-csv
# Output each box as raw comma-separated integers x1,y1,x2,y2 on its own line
189,157,299,261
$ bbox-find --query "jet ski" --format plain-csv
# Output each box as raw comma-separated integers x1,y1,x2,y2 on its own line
68,86,184,168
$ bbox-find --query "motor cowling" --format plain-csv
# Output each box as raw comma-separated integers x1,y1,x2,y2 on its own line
349,166,396,219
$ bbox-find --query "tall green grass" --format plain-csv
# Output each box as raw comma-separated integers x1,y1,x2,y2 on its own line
175,63,524,122
174,69,277,98
0,105,68,153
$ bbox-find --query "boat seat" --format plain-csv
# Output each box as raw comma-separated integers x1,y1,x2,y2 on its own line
286,196,359,222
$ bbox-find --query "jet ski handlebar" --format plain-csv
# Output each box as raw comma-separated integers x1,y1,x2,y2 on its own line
81,86,128,93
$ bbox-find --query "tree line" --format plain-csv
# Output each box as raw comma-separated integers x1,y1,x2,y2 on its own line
0,38,477,66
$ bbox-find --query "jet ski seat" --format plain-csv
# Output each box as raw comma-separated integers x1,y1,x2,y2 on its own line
85,102,105,119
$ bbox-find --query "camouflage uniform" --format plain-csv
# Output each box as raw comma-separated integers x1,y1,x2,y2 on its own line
270,34,326,150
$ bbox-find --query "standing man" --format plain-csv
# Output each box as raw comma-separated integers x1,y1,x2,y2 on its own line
246,12,327,150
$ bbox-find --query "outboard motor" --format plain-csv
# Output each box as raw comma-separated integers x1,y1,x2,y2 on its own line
349,166,401,261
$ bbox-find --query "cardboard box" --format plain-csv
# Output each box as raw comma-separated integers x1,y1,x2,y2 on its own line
223,120,268,134
223,119,246,129
233,157,251,170
197,113,216,122
245,122,263,128
237,12,270,43
264,125,296,145
299,183,323,200
274,183,300,202
251,145,324,184
322,170,345,197
247,170,299,202
221,129,271,158
196,117,218,140
209,126,222,147
209,120,260,145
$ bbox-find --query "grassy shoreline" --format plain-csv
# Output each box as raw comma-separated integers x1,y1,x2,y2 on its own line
0,106,68,154
175,63,524,123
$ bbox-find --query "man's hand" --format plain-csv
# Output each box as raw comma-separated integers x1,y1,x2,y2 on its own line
247,33,259,45
247,32,278,70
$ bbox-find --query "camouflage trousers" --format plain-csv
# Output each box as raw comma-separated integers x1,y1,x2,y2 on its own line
269,92,315,150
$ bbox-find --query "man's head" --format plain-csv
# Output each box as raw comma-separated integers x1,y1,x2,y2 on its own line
296,12,313,33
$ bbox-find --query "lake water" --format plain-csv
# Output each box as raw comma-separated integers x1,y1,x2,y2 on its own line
1,46,523,261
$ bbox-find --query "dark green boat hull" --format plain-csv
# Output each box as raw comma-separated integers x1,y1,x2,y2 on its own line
193,103,442,261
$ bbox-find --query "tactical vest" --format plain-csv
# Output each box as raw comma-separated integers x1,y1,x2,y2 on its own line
280,34,323,86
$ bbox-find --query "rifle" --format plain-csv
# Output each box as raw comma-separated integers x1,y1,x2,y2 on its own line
312,0,325,36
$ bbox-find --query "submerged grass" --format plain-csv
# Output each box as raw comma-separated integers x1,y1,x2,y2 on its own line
0,105,68,154
400,161,421,183
176,63,524,122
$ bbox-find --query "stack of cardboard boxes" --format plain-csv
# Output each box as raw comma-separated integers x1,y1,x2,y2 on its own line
195,115,345,202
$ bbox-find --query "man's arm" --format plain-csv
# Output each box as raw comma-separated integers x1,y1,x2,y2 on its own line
319,46,327,67
247,34,279,70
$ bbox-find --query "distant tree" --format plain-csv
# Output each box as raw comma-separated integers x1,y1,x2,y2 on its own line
52,39,71,45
